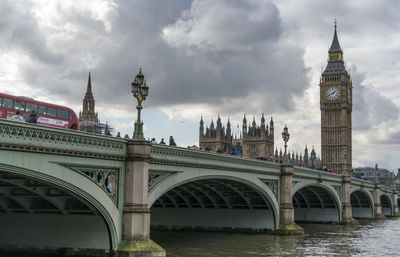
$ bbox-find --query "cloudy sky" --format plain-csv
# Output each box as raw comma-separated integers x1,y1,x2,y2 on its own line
1,0,399,171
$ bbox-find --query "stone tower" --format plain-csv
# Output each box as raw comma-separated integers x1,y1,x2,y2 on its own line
79,72,100,133
320,23,352,173
242,114,274,159
199,116,232,153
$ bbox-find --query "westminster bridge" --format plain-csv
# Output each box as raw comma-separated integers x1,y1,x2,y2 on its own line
0,119,398,256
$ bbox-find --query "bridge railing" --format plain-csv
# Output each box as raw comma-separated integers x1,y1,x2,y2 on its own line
351,177,375,189
150,144,281,174
0,119,127,159
293,165,342,182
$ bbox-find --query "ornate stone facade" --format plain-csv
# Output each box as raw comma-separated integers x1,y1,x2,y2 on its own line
79,72,98,126
79,72,111,134
242,114,274,159
199,114,274,159
199,116,232,153
320,24,352,173
273,145,322,169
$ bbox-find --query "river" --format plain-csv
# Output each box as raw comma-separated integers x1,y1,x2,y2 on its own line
151,219,400,256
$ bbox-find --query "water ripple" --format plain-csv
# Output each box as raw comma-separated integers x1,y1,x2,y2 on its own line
152,219,400,257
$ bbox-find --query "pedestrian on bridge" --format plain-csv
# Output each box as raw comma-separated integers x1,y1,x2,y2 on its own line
27,111,37,123
10,110,24,122
169,136,176,146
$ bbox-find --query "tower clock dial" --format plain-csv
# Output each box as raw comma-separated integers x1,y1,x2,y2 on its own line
325,86,340,101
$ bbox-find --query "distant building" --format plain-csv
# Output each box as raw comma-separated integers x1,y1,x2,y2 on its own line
274,145,322,169
199,114,274,159
79,72,112,134
199,116,232,153
353,166,394,188
320,23,352,174
241,114,274,159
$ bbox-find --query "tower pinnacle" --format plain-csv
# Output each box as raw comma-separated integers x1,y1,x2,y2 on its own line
329,19,342,53
87,72,92,94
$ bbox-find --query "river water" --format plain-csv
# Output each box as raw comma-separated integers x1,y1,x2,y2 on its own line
152,219,400,256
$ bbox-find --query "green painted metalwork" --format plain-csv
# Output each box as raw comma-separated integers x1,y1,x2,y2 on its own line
0,119,126,160
151,144,281,174
0,119,398,250
57,163,120,205
0,158,122,249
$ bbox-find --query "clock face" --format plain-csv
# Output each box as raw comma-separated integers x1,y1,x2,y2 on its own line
325,86,340,101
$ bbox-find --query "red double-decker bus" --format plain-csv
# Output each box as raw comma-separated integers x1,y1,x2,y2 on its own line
0,92,79,130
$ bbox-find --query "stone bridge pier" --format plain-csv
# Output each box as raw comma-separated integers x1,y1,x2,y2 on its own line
118,139,165,257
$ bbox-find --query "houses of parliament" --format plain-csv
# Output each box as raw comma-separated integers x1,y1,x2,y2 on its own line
199,23,352,173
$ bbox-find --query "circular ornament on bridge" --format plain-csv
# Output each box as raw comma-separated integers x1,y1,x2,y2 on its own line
105,174,116,193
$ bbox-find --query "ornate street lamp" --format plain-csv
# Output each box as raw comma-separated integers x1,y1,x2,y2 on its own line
282,125,290,164
131,68,149,139
375,163,379,184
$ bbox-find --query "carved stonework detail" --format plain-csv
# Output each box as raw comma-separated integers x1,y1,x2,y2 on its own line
320,26,352,174
58,164,119,205
148,171,176,193
260,179,278,199
333,185,342,200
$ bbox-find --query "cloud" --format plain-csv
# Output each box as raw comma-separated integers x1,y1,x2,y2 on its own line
1,0,400,170
157,0,309,113
162,1,281,51
0,0,310,117
351,65,399,130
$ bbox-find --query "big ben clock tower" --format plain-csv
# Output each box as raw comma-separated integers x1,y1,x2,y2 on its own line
320,22,352,174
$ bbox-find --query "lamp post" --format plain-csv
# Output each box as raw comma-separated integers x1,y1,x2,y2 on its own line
282,125,290,164
375,163,379,184
131,68,149,139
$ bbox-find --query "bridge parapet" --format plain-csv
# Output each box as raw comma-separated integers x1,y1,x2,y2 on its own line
351,177,375,189
151,144,280,174
0,119,127,160
293,166,342,183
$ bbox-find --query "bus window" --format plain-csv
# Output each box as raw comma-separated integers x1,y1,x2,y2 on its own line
47,107,57,117
57,109,69,120
3,98,13,109
14,100,25,111
69,111,72,120
26,103,37,113
0,97,2,107
38,105,47,115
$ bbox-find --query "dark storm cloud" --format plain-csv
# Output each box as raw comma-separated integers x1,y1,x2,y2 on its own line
0,0,310,115
0,1,61,64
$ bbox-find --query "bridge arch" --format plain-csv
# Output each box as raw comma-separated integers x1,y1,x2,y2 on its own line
349,188,374,219
292,182,341,223
0,162,120,250
148,171,279,230
398,197,400,210
381,193,393,216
